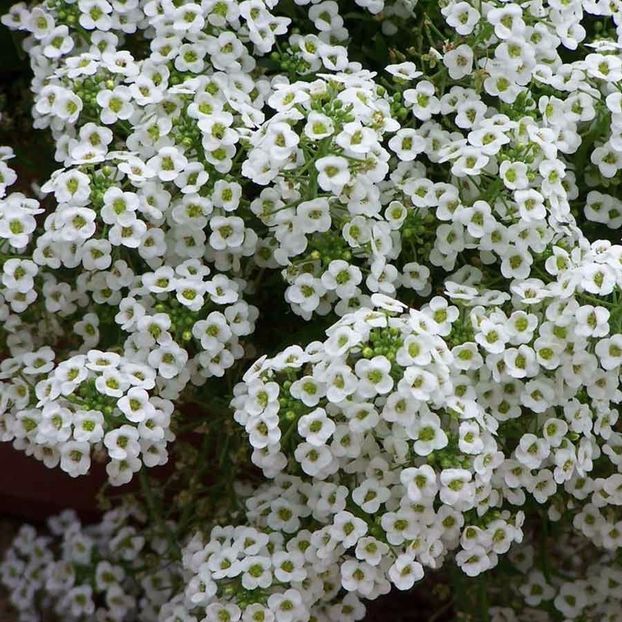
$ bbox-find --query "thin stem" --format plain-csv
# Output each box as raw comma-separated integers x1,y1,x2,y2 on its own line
429,599,454,622
139,469,180,557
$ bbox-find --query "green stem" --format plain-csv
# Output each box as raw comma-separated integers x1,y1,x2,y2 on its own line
138,469,180,557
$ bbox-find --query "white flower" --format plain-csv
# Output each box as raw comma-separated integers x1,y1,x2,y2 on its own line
147,147,188,182
386,61,422,80
388,554,424,590
439,468,474,508
294,442,335,477
575,305,609,338
354,356,393,397
515,433,550,470
304,112,334,140
104,425,140,461
399,367,439,403
0,203,37,248
444,44,474,79
331,511,367,548
388,129,426,161
73,410,104,443
117,388,155,423
148,344,188,379
296,198,331,234
340,560,376,596
96,87,133,124
297,408,335,446
290,375,324,407
400,464,438,502
240,556,272,590
456,545,493,577
266,589,306,622
60,441,91,477
315,156,351,192
404,81,440,121
409,410,448,456
445,6,480,34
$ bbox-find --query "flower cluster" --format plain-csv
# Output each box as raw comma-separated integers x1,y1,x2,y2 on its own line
0,345,176,483
2,0,622,618
0,507,178,622
165,518,367,622
483,524,622,622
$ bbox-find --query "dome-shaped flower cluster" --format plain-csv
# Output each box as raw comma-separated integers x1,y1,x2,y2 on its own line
1,507,177,622
483,523,622,621
2,0,622,618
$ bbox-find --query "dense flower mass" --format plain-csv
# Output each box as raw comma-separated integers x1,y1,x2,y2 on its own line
2,0,622,618
1,507,179,622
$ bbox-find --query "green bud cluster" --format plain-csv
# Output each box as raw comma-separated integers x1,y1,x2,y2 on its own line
401,210,437,261
269,48,311,77
154,298,202,344
389,91,410,122
360,326,404,367
308,94,356,127
75,378,117,419
426,441,471,470
278,390,310,425
46,0,80,27
304,231,352,268
447,317,474,348
72,74,112,122
171,110,203,154
89,171,116,210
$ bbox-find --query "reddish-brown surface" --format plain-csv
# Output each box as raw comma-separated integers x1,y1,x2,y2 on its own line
0,444,114,522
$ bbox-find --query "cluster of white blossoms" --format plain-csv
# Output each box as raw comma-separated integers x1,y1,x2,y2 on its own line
2,0,622,617
0,507,178,622
168,464,520,622
0,344,175,483
230,263,622,582
484,525,622,622
164,515,368,622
